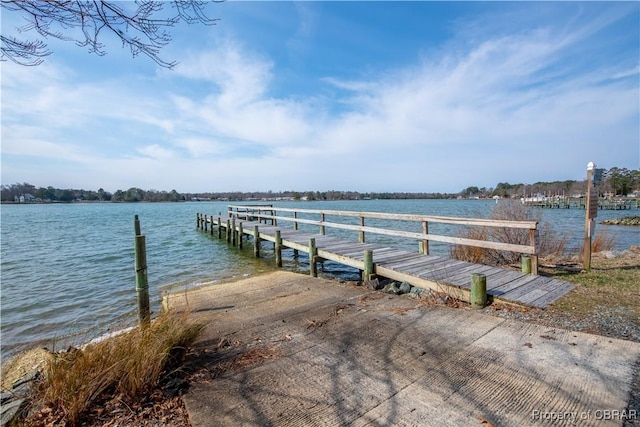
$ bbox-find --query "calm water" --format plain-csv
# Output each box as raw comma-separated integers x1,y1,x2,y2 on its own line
1,200,637,359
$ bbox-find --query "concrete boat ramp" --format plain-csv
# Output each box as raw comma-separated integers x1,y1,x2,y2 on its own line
165,271,640,426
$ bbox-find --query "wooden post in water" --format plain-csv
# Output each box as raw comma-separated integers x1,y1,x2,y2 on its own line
363,250,374,281
134,216,150,327
275,230,282,267
470,273,487,309
231,217,236,246
134,214,142,236
217,217,222,239
196,213,200,229
226,219,231,243
320,213,325,235
359,216,365,243
309,238,317,277
253,225,260,257
238,222,243,249
204,215,208,232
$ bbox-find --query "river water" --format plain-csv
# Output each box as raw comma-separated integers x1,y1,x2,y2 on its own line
1,199,637,359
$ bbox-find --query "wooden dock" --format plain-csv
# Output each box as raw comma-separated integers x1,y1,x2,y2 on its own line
522,196,639,210
196,207,575,308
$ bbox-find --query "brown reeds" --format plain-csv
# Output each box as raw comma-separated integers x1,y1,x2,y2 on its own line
27,310,204,426
451,201,569,266
591,230,616,253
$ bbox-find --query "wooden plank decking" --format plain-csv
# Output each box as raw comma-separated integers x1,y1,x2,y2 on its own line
199,216,574,308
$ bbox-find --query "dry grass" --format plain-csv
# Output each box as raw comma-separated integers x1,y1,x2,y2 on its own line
590,230,617,253
452,200,569,265
23,310,204,426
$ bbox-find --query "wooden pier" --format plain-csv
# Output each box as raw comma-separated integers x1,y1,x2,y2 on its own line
522,196,639,209
196,206,575,308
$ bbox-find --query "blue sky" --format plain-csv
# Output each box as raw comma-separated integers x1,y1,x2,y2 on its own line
1,1,638,193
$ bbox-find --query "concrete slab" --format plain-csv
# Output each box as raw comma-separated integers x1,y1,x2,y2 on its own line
166,271,640,427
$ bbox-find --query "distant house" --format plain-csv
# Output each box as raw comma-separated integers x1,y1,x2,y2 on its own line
17,194,36,203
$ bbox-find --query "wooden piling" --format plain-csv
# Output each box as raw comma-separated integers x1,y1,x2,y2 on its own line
363,250,374,281
470,273,487,309
217,217,222,239
275,230,282,267
238,222,243,249
231,217,236,246
134,214,141,236
359,216,365,243
253,225,260,257
521,256,532,275
226,219,231,243
134,220,150,327
309,238,317,277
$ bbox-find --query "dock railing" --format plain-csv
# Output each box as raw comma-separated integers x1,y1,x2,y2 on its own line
227,205,540,274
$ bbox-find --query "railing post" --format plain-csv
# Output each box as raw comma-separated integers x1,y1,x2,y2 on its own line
275,230,282,267
521,256,532,275
363,250,374,281
422,220,429,255
529,228,538,275
470,273,487,309
320,213,326,235
309,238,317,277
253,225,260,257
359,215,365,243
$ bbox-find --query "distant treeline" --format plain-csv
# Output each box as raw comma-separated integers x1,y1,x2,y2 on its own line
2,167,638,203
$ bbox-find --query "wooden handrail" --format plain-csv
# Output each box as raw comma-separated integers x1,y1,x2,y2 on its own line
226,205,539,269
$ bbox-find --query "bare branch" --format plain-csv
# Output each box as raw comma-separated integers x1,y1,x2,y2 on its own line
0,0,220,68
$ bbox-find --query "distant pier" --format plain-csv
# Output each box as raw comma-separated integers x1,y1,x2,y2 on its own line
521,196,638,210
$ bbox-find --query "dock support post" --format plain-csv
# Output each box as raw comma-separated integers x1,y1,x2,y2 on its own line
134,216,150,327
521,256,532,275
309,238,317,277
363,250,374,281
359,216,365,243
238,222,243,249
217,217,222,239
226,219,231,243
210,215,214,235
231,217,236,246
196,213,200,229
253,225,260,257
275,230,282,267
320,213,325,235
470,273,487,309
